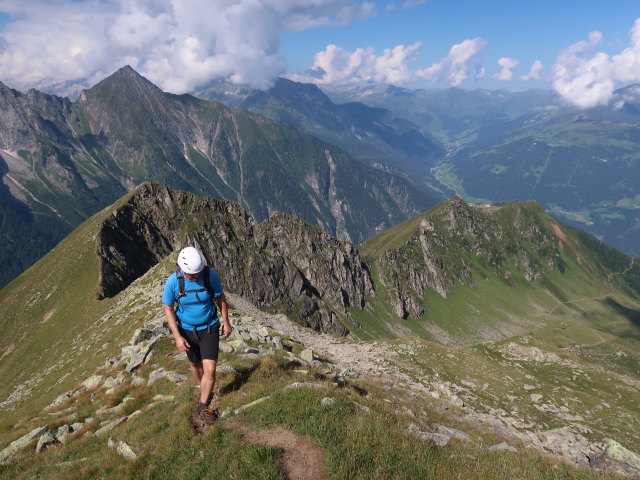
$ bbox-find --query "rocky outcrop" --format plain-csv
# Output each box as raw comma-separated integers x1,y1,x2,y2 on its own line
373,197,565,319
96,183,374,334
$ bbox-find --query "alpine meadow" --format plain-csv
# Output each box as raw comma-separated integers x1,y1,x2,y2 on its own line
2,2,640,479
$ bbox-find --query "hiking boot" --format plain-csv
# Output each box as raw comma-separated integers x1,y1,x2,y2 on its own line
198,404,219,425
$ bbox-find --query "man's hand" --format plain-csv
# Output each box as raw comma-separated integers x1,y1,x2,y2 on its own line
222,322,232,339
174,335,190,351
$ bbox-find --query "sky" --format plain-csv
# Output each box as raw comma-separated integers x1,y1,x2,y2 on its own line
1,0,640,108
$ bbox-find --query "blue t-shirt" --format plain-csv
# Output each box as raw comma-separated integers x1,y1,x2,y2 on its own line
162,268,224,331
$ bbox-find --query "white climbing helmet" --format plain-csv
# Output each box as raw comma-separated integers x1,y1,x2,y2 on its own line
177,247,204,273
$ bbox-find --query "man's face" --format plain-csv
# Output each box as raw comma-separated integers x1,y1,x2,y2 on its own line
184,272,200,281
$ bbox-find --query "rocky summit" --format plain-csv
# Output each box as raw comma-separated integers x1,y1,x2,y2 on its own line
0,185,639,479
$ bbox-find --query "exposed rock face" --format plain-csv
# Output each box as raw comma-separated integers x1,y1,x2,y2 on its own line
97,183,374,334
373,197,565,319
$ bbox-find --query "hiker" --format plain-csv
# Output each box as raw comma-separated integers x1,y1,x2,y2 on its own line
162,246,232,425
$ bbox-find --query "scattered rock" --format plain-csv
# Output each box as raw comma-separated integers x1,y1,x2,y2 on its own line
56,424,73,444
321,397,335,406
0,426,50,463
97,396,135,416
217,365,237,375
70,422,85,433
103,372,127,391
125,337,161,373
352,402,370,412
147,368,188,386
81,375,104,390
108,438,138,461
530,394,543,403
434,424,469,440
47,392,72,410
131,328,154,346
300,348,315,364
95,416,128,437
231,396,272,416
489,442,518,453
36,430,60,453
408,424,450,447
152,394,175,402
602,438,640,470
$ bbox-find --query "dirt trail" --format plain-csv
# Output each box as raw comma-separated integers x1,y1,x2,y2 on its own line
225,416,329,480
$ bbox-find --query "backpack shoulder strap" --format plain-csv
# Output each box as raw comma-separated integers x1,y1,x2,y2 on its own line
202,266,218,315
176,268,185,294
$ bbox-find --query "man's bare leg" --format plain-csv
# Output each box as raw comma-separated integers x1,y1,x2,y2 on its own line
189,361,204,384
199,359,217,405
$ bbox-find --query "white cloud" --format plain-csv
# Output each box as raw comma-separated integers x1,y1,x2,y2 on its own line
288,42,423,84
0,0,374,92
552,18,640,108
417,37,487,86
289,37,486,87
521,60,543,81
493,57,519,81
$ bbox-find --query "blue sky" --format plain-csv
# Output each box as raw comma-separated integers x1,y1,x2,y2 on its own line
1,1,640,107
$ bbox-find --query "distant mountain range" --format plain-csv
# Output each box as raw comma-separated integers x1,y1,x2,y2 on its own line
192,77,445,196
321,83,640,257
0,67,437,288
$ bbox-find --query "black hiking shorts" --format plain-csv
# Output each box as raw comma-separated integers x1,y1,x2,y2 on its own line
178,322,220,363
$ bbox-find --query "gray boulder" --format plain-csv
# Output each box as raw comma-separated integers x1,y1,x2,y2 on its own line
0,426,50,463
36,430,60,453
489,442,518,453
408,424,450,447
